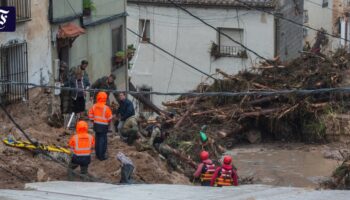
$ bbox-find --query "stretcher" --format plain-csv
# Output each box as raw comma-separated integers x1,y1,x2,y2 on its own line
2,138,71,155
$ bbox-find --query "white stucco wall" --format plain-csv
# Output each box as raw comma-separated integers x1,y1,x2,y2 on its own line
127,4,275,108
0,0,52,85
304,0,340,51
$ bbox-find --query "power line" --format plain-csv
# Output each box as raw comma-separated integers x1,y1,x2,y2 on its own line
2,80,350,97
234,0,350,42
127,28,218,80
0,103,103,183
166,0,270,62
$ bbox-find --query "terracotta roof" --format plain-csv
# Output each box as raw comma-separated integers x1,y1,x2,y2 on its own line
127,0,276,8
57,23,85,39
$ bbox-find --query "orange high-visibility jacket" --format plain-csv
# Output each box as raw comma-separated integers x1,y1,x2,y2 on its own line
88,92,112,125
69,121,95,156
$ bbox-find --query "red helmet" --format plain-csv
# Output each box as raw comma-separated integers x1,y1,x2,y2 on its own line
223,156,232,165
200,151,209,161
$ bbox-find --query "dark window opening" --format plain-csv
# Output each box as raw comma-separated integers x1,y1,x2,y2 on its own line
139,87,152,112
0,41,28,105
139,19,150,42
322,0,328,8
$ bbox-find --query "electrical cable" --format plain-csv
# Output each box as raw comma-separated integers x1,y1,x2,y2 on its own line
166,0,270,62
234,0,350,43
2,80,350,97
0,103,104,183
127,28,217,80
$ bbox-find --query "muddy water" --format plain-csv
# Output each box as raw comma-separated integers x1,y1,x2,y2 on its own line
227,144,340,188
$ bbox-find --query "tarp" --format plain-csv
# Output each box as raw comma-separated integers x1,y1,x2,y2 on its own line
57,23,85,39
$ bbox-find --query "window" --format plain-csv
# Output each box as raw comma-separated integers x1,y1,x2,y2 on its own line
303,10,309,23
322,0,328,8
0,41,28,105
0,0,31,22
139,19,150,42
112,25,123,69
139,87,152,112
303,27,308,37
218,28,245,57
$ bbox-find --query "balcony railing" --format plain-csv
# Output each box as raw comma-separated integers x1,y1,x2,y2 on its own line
219,45,248,58
6,0,31,22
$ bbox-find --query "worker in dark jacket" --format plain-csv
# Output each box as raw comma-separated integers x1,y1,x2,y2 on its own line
90,74,117,102
116,92,135,134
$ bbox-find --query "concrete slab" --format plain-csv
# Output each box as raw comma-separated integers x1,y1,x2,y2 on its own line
0,182,349,200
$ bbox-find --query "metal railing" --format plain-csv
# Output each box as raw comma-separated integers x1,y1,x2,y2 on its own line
0,41,29,105
219,45,243,57
6,0,31,22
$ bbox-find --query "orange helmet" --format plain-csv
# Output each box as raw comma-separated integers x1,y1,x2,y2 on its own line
76,121,88,134
96,92,108,103
200,151,209,161
223,156,232,165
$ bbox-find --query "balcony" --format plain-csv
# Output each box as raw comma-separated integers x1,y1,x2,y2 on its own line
211,43,248,59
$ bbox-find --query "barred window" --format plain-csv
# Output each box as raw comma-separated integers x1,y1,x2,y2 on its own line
0,41,28,105
0,0,31,22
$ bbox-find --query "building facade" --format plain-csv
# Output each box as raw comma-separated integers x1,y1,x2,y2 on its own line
127,0,304,109
49,0,128,89
303,0,342,53
0,0,52,104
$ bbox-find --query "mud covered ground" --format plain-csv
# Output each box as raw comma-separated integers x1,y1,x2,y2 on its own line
0,89,189,189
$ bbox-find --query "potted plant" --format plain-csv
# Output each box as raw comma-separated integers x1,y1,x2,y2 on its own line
127,44,136,60
115,51,125,64
83,0,96,16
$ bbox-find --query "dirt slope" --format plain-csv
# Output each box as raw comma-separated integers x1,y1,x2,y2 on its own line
0,88,189,189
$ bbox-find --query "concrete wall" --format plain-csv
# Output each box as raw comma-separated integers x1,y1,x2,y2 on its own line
0,0,52,85
304,0,341,52
276,0,304,60
90,0,126,22
50,0,127,89
51,0,82,19
127,4,275,107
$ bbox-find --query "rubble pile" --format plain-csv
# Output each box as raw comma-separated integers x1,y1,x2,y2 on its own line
0,89,189,189
163,50,350,164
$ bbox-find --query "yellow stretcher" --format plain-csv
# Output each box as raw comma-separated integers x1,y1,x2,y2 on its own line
2,138,71,155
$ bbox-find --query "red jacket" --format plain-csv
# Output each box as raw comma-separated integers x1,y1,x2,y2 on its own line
210,164,238,186
193,159,214,178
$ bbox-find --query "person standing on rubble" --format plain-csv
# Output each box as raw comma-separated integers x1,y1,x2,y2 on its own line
59,61,71,114
88,92,112,161
68,120,95,180
69,68,87,118
70,60,90,88
90,74,117,102
193,151,216,186
210,155,238,187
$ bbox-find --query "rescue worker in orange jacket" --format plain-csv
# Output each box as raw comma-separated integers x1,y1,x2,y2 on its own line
193,151,216,186
210,156,238,187
68,121,95,180
88,92,112,161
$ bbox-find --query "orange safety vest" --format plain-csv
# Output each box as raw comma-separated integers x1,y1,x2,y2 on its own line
200,162,216,182
72,134,93,156
89,104,112,125
215,168,234,186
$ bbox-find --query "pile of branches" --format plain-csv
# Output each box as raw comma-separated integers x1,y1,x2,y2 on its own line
163,49,350,151
322,151,350,190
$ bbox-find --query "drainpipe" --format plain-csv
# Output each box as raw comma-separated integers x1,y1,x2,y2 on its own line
124,0,129,92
